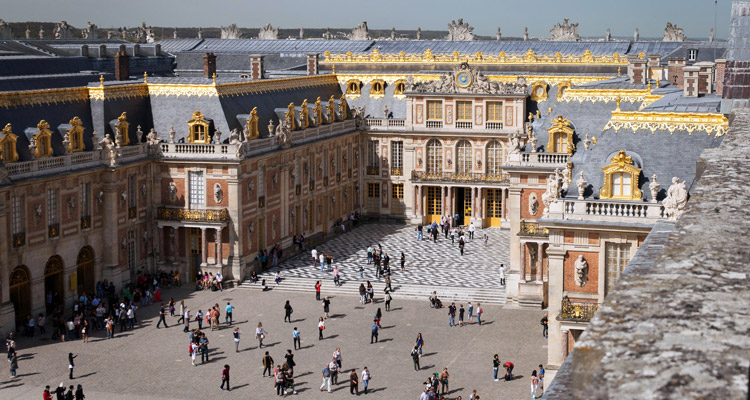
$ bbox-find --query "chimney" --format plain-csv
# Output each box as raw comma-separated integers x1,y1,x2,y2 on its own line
114,50,130,81
683,66,699,97
668,57,686,88
250,55,264,80
203,52,217,79
80,45,88,57
695,62,715,95
647,54,661,67
628,56,647,85
715,59,726,95
306,53,319,76
132,44,140,57
99,44,107,58
154,44,161,56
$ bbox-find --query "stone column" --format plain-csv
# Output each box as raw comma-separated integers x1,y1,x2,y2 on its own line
507,187,523,303
471,187,476,218
170,227,178,262
215,227,223,267
415,185,421,217
477,188,483,224
447,187,453,223
561,329,570,361
201,227,208,266
536,243,544,282
546,246,567,368
158,226,165,264
101,170,122,290
520,241,526,283
442,186,447,215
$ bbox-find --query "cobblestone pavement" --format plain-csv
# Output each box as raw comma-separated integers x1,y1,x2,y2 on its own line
2,286,546,399
267,224,509,289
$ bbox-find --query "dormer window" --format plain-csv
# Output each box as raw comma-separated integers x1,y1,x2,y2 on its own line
66,116,85,153
345,79,362,96
600,150,642,200
393,79,406,98
0,123,18,162
187,110,211,144
546,115,575,154
370,79,385,98
34,120,53,158
687,49,698,62
114,112,130,146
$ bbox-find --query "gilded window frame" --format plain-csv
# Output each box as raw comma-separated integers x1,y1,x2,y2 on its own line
187,110,211,143
600,150,642,200
0,123,18,162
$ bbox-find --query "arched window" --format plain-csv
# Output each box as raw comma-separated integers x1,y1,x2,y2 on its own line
370,79,385,98
546,115,575,154
486,140,505,175
187,110,211,143
600,150,642,200
456,140,472,175
34,120,53,158
345,79,362,96
66,116,85,153
426,139,443,174
0,123,18,162
9,265,30,329
77,246,95,294
393,79,406,98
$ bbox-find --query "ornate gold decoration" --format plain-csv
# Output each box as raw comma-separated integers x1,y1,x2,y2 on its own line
335,73,609,90
313,97,323,125
556,80,572,100
327,95,337,123
600,150,642,200
156,207,229,222
115,112,130,146
323,49,626,65
247,107,259,139
187,110,210,143
603,111,729,137
369,78,386,99
519,221,549,237
285,103,296,131
546,116,575,155
145,75,338,99
0,87,89,109
530,81,549,102
561,88,658,105
88,83,148,101
560,297,600,321
338,94,348,120
10,266,30,286
66,116,85,153
345,79,361,97
34,120,54,158
300,99,310,129
0,123,19,162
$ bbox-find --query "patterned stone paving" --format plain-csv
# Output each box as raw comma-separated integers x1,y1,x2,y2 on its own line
262,223,509,289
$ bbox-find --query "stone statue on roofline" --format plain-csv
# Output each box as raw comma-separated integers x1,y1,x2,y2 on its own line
634,27,639,42
662,22,686,42
323,27,332,40
350,21,370,40
259,23,278,40
549,18,580,41
0,19,11,39
173,28,178,39
25,25,31,39
649,174,660,203
446,18,474,41
605,28,611,41
221,24,242,39
524,27,529,41
197,28,203,39
663,177,688,220
276,121,292,149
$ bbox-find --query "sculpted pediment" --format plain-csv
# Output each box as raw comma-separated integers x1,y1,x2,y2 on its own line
406,62,527,95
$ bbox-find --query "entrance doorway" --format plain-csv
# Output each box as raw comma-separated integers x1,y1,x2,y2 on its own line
426,186,442,224
189,228,201,280
76,246,95,295
44,256,64,314
454,188,472,226
9,266,31,330
485,189,503,227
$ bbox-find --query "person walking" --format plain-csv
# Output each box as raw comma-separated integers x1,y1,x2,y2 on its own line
225,302,234,326
448,303,456,327
349,368,359,395
459,236,465,256
384,290,392,312
195,309,203,330
315,281,322,301
65,385,75,400
275,365,286,395
200,334,210,364
183,308,191,333
333,266,341,287
68,352,77,379
469,222,475,240
541,314,548,338
499,264,506,286
292,327,301,350
319,253,325,273
256,322,266,348
312,248,318,268
467,302,473,320
329,360,339,385
493,354,501,381
220,364,230,392
416,224,423,241
370,319,378,344
538,364,545,393
375,308,382,328
9,351,18,378
285,350,296,375
476,303,483,325
458,304,465,327
233,327,241,353
323,297,331,319
320,363,332,393
190,342,198,366
156,304,168,328
359,283,366,305
440,367,450,393
411,345,420,371
284,300,293,323
318,317,325,340
450,227,456,245
74,384,85,400
262,351,274,377
361,367,371,394
333,347,342,370
530,369,539,399
43,385,53,400
416,333,424,356
177,301,185,324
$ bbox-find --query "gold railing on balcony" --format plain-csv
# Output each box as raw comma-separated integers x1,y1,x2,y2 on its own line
80,216,91,229
128,207,137,219
367,166,379,175
48,223,59,238
12,232,25,247
391,167,403,176
157,207,229,222
411,170,508,184
519,221,549,237
559,297,600,322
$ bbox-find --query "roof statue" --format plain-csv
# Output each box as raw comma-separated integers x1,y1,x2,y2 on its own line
390,27,396,40
446,18,475,41
25,25,31,39
549,19,580,41
54,20,74,39
221,24,243,39
121,26,127,40
662,22,685,42
524,27,529,41
38,25,44,39
605,27,611,41
0,19,11,39
323,27,332,40
350,21,370,40
407,62,527,95
82,22,98,39
144,23,155,43
497,27,501,41
197,27,203,39
709,27,715,42
634,27,639,41
258,24,279,40
173,28,178,39
417,27,421,40
299,27,304,39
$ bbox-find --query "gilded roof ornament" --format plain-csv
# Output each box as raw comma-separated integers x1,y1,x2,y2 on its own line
610,150,633,166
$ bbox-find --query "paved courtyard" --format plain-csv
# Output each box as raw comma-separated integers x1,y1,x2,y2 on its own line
269,223,510,289
1,286,546,399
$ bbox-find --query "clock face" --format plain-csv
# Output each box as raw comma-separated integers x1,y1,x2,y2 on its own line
456,71,472,88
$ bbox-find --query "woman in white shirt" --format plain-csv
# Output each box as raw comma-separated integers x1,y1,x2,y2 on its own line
256,322,266,348
318,317,325,340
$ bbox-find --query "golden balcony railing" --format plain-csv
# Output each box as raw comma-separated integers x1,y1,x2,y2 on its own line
157,207,229,222
410,170,509,184
366,166,379,175
391,167,403,176
519,221,549,237
12,232,25,247
559,297,600,322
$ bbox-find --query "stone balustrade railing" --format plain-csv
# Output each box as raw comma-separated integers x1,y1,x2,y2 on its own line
520,152,570,166
6,144,148,179
561,199,666,221
365,117,515,133
411,170,509,185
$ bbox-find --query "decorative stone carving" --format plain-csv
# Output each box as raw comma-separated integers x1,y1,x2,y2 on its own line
120,236,127,252
605,28,611,41
39,26,45,39
583,133,592,150
53,21,74,39
352,107,366,128
82,22,98,39
390,27,396,40
649,174,660,203
634,27,639,42
221,24,242,39
524,27,529,41
271,215,277,240
323,27,332,40
497,27,501,41
509,131,521,154
350,21,370,40
709,28,715,42
574,255,589,287
576,171,587,200
34,204,42,225
120,191,127,203
272,173,278,186
663,177,688,220
541,169,562,217
408,62,527,95
662,22,686,42
416,27,421,40
268,120,275,137
169,125,176,143
173,28,178,39
214,183,223,204
549,19,580,41
144,24,155,43
197,28,203,39
529,193,539,216
248,222,254,235
140,183,147,199
528,126,538,153
275,121,293,149
247,180,255,195
168,182,178,202
446,18,475,41
0,19,12,39
61,134,70,155
258,24,278,40
214,128,223,144
229,129,240,145
96,191,103,205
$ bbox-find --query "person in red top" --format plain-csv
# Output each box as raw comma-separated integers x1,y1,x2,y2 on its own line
504,361,514,381
220,364,230,391
315,281,321,301
42,386,52,400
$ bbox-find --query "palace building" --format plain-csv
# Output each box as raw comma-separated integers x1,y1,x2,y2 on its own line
0,17,740,375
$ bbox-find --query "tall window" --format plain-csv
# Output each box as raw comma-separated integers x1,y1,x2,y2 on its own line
187,111,210,144
128,175,137,209
80,183,90,220
258,167,265,196
390,141,403,175
456,101,472,121
605,242,632,295
456,140,472,174
687,49,698,61
189,171,205,209
486,141,505,175
553,132,568,153
486,102,503,121
426,140,443,174
612,172,632,197
367,183,380,213
426,101,442,120
47,188,58,226
128,230,137,274
391,183,405,214
11,195,23,234
367,140,379,174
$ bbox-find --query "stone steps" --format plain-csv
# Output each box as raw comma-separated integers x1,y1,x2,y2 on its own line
238,276,506,305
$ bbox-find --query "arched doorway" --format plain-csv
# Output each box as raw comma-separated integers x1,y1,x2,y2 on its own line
9,266,31,330
77,246,95,295
44,256,64,313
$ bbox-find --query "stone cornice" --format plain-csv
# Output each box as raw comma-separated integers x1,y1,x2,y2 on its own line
603,111,729,137
0,87,89,109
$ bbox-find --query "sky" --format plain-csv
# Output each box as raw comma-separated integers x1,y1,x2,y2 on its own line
0,0,732,39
